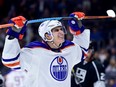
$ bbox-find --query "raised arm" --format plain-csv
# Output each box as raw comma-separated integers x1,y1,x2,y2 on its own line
68,12,90,51
2,16,27,69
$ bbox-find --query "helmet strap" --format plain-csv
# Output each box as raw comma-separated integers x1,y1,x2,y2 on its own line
51,41,62,49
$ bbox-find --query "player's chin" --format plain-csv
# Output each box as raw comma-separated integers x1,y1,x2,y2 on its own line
58,38,65,44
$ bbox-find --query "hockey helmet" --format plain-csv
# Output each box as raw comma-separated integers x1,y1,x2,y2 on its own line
38,20,63,41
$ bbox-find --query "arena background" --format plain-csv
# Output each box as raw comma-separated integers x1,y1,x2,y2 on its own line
0,0,116,86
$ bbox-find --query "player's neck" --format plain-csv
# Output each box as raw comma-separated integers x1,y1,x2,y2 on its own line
47,41,62,49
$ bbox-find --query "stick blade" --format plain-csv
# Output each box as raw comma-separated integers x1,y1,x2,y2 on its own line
106,10,116,18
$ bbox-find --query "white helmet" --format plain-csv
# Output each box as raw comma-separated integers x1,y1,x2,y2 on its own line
38,20,62,41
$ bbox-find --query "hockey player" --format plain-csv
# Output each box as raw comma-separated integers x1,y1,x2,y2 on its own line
2,12,90,87
5,69,27,87
71,42,106,87
0,73,5,87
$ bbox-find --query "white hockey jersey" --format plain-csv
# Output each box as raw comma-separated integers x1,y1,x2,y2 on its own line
5,70,27,87
2,29,90,87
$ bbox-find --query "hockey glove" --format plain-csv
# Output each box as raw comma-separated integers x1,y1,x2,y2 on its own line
6,16,27,40
68,12,85,35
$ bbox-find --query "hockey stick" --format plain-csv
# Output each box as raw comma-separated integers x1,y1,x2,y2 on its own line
0,10,115,29
0,17,72,29
0,16,112,29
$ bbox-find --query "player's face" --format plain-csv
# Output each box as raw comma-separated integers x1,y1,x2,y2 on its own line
86,49,93,58
52,26,65,45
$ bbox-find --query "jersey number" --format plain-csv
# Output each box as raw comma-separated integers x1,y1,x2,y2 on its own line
14,76,24,86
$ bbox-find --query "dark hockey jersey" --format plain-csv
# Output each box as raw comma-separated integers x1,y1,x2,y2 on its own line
71,59,105,87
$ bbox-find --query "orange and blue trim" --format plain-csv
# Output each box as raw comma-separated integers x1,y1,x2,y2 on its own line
2,54,21,69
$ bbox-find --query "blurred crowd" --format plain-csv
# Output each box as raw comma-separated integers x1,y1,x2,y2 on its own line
0,0,116,87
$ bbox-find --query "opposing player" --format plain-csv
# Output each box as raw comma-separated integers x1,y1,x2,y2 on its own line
71,42,106,87
2,12,90,87
0,73,5,87
5,69,27,87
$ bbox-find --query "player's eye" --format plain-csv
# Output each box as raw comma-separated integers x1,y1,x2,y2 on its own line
53,28,63,32
55,29,60,32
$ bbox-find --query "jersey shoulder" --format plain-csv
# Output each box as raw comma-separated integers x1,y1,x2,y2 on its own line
24,40,75,50
24,41,49,49
61,40,75,49
93,59,105,72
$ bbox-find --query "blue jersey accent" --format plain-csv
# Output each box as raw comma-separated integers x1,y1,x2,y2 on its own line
24,40,74,51
61,40,74,49
81,50,85,61
24,41,49,49
13,67,21,70
80,46,88,52
2,54,20,62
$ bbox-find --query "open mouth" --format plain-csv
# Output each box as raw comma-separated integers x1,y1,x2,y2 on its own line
58,34,64,39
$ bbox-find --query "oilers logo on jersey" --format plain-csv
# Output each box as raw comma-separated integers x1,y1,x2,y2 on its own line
50,56,68,81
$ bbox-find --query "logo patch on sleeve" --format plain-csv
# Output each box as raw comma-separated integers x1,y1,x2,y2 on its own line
50,56,68,81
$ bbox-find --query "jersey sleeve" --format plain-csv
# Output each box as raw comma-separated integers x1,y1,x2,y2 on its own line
93,81,106,87
2,35,21,69
70,43,85,65
19,48,32,71
72,29,90,54
2,35,32,70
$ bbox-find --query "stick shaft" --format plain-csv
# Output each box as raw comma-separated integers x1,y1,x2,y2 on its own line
0,17,72,29
84,16,112,19
0,16,113,29
26,17,73,24
27,16,112,24
0,24,14,29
